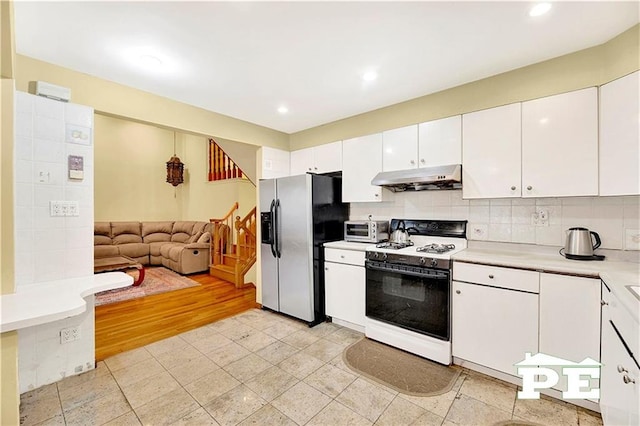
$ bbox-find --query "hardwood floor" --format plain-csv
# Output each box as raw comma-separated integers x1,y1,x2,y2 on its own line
95,271,258,361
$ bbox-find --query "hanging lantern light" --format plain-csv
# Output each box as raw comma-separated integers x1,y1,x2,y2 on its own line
166,132,185,186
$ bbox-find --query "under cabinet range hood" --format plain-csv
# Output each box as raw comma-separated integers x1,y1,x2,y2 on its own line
371,164,462,192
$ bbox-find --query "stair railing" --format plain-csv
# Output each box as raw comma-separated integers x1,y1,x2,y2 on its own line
210,202,238,266
234,207,257,284
208,139,244,181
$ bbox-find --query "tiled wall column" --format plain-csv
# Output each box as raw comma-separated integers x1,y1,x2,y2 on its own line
14,91,95,392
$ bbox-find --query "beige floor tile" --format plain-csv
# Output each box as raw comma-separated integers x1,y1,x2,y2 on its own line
304,363,357,398
56,363,111,392
514,397,579,425
335,377,395,422
280,329,321,350
235,331,278,352
58,372,120,412
184,368,240,405
111,357,165,388
103,410,142,426
63,390,131,426
104,347,153,372
203,384,267,425
206,341,251,367
324,327,363,345
306,322,341,338
375,396,428,426
207,317,246,333
121,370,182,408
237,404,297,426
171,407,220,426
277,351,325,380
255,341,299,365
181,324,223,342
31,413,65,425
145,335,189,357
190,333,234,354
458,373,517,413
168,355,220,386
301,338,345,363
445,394,512,426
328,352,360,376
307,400,372,426
271,381,332,425
262,321,304,340
135,388,200,426
412,409,445,426
154,343,204,370
224,353,273,382
20,383,58,404
19,393,62,426
219,322,260,342
578,408,603,426
234,309,282,331
399,389,458,419
244,366,299,402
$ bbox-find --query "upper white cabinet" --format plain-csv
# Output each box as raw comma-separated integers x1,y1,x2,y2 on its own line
260,147,290,179
462,103,522,199
599,71,640,196
418,115,462,167
290,141,342,175
382,125,418,171
521,87,598,198
342,133,384,202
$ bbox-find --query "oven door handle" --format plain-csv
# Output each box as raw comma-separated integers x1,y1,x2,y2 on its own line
365,262,449,280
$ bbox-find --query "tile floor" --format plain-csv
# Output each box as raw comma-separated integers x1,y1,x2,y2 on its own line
20,309,603,426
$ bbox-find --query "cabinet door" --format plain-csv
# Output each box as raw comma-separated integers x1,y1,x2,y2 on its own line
522,88,598,197
462,103,522,199
539,273,601,395
313,141,342,174
325,261,365,327
418,115,461,167
261,147,290,179
382,125,418,171
290,147,314,176
342,133,384,202
600,71,640,196
453,281,538,376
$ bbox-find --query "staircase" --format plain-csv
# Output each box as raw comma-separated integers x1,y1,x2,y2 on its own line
208,139,245,182
209,202,257,288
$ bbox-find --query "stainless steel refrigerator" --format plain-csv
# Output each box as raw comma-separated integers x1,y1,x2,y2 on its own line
259,173,349,326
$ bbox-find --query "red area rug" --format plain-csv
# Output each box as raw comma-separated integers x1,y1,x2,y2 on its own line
95,267,200,306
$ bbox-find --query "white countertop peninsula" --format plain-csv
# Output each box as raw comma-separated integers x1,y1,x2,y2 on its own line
0,272,133,333
324,240,375,252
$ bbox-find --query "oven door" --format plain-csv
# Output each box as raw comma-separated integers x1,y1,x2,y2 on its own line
365,261,450,341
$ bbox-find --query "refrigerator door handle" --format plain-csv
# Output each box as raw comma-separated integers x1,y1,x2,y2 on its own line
269,199,277,258
275,198,282,258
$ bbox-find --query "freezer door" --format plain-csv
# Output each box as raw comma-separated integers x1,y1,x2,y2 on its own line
259,178,279,312
276,174,314,321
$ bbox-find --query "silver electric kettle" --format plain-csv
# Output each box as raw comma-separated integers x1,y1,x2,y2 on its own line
561,227,604,261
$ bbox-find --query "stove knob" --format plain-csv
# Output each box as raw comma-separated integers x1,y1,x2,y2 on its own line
430,259,438,267
382,253,388,261
419,258,426,265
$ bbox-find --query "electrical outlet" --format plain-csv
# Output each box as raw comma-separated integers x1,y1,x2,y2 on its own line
50,201,64,217
531,209,549,226
624,229,640,251
67,201,79,216
60,326,80,344
49,201,79,217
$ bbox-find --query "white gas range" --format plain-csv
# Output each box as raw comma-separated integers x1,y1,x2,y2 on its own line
364,219,467,365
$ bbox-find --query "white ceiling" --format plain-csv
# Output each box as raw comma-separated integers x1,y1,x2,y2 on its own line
13,1,639,134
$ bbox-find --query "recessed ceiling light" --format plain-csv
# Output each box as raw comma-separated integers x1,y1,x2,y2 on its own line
277,106,289,114
362,71,378,82
529,2,552,17
139,54,163,67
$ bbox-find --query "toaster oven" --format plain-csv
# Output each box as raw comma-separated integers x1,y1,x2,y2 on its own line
344,220,389,243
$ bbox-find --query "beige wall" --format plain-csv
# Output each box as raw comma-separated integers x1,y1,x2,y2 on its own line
14,56,289,151
289,24,640,149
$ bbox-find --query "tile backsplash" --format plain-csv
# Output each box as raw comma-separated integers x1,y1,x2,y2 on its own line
349,190,640,251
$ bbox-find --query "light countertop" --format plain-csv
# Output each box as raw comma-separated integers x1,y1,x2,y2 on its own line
0,272,133,333
324,240,375,252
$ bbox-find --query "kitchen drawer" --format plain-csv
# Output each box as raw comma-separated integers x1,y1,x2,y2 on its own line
453,262,539,293
325,248,365,266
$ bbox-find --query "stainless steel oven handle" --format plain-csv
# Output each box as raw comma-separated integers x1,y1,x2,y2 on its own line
365,262,449,280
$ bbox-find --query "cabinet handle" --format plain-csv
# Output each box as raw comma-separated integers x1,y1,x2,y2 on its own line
455,290,461,294
511,186,516,191
410,160,415,165
340,255,345,259
314,167,318,171
308,167,312,171
601,300,609,306
488,274,494,279
618,365,629,374
420,159,425,164
374,193,379,197
527,186,533,191
623,375,636,384
324,267,329,271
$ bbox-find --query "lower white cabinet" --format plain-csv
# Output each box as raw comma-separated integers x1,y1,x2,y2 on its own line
324,248,365,330
539,273,601,397
452,263,538,377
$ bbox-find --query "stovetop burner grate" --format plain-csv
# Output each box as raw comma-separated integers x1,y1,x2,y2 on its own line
375,241,414,250
415,243,456,254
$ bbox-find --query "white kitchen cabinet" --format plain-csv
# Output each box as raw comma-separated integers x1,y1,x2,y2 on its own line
599,71,640,196
452,263,539,377
462,103,522,199
521,87,598,198
418,115,461,167
539,273,601,397
382,125,418,171
324,248,366,330
290,141,342,175
260,146,290,179
342,133,384,202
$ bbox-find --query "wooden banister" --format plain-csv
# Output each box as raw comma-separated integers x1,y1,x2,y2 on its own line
208,139,244,182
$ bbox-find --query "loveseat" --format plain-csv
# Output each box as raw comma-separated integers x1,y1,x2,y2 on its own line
94,221,212,274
